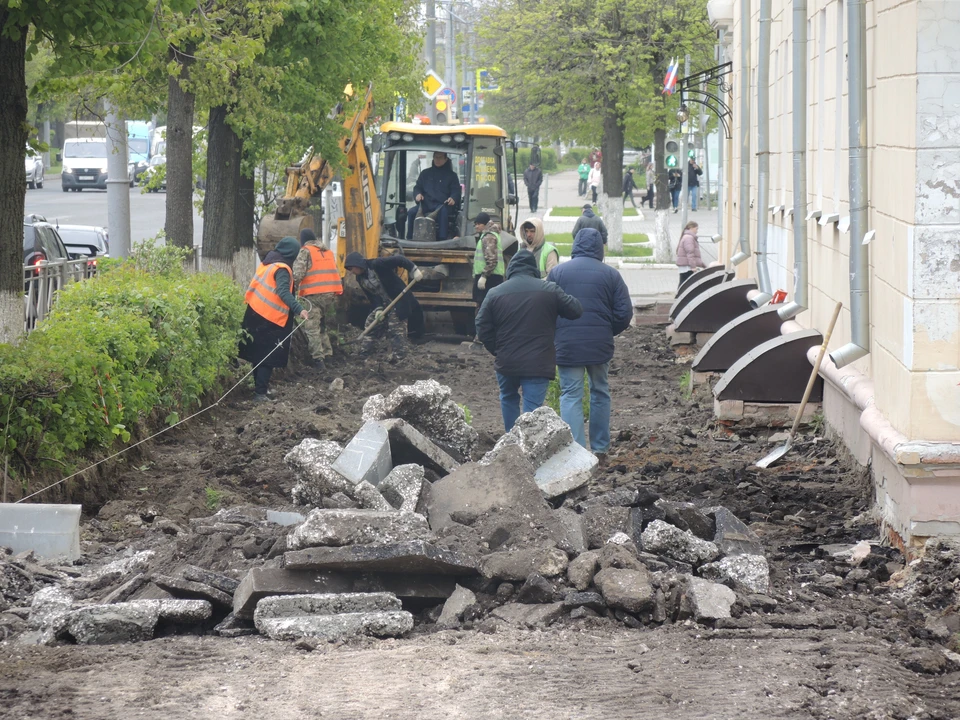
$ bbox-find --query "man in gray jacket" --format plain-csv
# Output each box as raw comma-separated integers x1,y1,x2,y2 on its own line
571,204,608,246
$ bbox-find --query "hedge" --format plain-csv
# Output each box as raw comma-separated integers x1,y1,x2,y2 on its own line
0,243,246,485
513,147,558,172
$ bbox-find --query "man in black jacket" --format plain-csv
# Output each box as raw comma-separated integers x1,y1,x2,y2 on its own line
523,163,543,213
476,249,583,431
344,251,424,359
407,152,462,240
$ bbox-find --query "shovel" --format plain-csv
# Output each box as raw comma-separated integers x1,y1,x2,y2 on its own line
755,301,842,469
347,275,419,343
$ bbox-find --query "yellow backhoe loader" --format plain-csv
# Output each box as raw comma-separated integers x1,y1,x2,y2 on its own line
257,84,535,335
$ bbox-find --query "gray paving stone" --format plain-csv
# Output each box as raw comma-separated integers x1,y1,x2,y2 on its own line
284,540,479,575
379,464,425,513
256,610,414,641
286,509,431,550
381,418,460,475
332,421,393,487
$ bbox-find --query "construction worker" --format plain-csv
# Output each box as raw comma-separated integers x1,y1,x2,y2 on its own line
239,236,308,402
519,216,559,277
343,251,424,360
472,212,504,310
292,228,342,371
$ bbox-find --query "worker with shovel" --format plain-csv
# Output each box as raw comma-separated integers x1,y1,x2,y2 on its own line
344,251,424,361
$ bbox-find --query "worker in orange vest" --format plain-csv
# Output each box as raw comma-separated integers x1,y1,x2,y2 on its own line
238,236,308,402
293,228,343,370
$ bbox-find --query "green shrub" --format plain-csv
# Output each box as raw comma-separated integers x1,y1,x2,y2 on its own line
0,242,245,484
514,147,558,172
561,147,592,165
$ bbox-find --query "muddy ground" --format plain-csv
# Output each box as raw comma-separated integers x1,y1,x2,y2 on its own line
1,324,959,719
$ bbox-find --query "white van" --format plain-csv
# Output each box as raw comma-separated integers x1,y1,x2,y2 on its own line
61,138,135,192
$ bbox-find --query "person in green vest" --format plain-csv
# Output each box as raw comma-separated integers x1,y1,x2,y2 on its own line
473,212,505,309
577,159,590,197
520,216,559,277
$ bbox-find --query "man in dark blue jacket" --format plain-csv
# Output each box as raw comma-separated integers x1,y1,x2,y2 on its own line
407,152,462,241
547,228,632,460
476,249,583,431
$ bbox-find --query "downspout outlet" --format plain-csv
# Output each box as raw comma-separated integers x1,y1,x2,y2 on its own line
749,292,773,308
730,251,749,265
777,301,803,320
829,342,868,369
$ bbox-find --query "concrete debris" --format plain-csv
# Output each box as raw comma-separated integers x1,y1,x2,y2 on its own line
179,565,241,595
329,378,345,392
516,574,556,604
152,575,233,608
567,550,600,591
154,599,213,625
490,601,565,628
284,540,479,575
555,508,587,555
598,543,644,572
641,520,720,566
100,574,148,604
286,439,352,506
656,501,716,541
582,506,629,549
379,464,425,513
437,584,476,628
351,481,394,511
332,421,393,487
381,418,460,476
254,591,401,622
479,547,569,581
60,602,159,645
482,407,597,499
683,577,737,622
266,510,306,527
286,509,431,551
562,591,605,611
593,567,655,614
706,507,764,556
699,554,770,594
362,379,478,460
28,585,74,630
257,611,414,642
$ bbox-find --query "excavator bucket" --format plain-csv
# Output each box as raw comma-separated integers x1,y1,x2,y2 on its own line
256,215,315,258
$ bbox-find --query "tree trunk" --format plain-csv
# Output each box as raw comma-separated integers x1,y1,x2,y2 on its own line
202,104,242,278
653,127,672,264
599,96,624,253
0,15,30,344
238,161,255,250
165,44,196,250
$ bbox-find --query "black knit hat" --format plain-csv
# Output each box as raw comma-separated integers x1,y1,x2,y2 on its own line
474,212,491,226
299,228,317,246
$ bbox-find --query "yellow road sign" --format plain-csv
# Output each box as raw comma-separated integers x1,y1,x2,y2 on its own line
423,70,444,99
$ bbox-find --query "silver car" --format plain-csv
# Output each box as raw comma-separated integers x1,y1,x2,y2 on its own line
25,149,44,189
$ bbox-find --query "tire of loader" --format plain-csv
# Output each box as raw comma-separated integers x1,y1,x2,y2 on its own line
451,309,476,337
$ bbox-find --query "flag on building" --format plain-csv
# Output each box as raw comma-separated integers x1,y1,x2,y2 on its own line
662,58,678,95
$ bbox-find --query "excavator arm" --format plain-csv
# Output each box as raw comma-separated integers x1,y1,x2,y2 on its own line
257,83,379,263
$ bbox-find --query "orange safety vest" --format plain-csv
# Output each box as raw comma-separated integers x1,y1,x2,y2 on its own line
245,262,294,326
299,245,343,297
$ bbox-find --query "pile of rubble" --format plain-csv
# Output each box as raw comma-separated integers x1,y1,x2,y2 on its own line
0,380,778,646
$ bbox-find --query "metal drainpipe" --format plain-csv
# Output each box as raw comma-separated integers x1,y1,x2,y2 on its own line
731,0,752,266
751,0,773,306
829,0,870,367
779,0,809,320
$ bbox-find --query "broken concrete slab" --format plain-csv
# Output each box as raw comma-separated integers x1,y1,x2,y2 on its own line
179,565,240,595
592,567,655,614
100,574,148,604
490,602,565,628
152,575,233,608
516,574,556,604
488,407,574,467
534,442,597,499
233,569,355,618
562,591,606,612
640,520,720,566
285,439,352,506
598,543,644,572
363,380,478,460
155,599,212,625
60,602,159,645
582,506,629,549
254,592,401,622
381,418,460,476
379,464,425,513
479,547,569,581
28,585,74,630
699,554,770,594
656,501,716,541
284,540,478,576
555,508,586,555
684,576,736,622
567,550,600,591
266,510,306,527
706,507,764,556
351,481,393,511
437,584,476,628
349,573,456,601
332,421,393,487
256,611,414,642
286,509,432,551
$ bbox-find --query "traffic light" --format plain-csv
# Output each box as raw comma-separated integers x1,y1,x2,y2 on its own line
666,155,678,168
688,149,696,159
434,97,449,124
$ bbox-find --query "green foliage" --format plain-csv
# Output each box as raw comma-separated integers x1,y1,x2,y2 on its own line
546,371,590,419
459,404,473,426
679,371,693,400
562,148,593,165
549,206,639,217
0,243,245,480
514,147,558,172
205,486,223,511
810,411,825,435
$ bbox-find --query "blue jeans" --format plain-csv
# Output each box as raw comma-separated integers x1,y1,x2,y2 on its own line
670,187,680,209
689,186,699,211
558,363,611,453
407,202,451,240
496,373,550,432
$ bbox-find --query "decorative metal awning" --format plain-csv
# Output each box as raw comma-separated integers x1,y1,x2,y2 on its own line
677,62,733,139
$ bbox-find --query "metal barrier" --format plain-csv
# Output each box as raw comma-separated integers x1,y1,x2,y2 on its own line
23,258,99,332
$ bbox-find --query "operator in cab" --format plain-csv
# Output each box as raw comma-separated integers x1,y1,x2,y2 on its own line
344,251,425,361
406,151,462,241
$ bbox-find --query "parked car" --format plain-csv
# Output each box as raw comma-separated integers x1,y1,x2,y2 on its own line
25,148,44,189
56,224,110,259
142,154,167,191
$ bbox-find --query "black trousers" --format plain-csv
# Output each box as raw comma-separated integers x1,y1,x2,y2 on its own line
528,190,540,212
678,270,694,287
253,365,273,395
645,184,655,208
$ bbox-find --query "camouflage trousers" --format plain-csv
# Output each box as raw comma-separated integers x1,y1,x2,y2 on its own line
301,293,336,361
361,306,409,357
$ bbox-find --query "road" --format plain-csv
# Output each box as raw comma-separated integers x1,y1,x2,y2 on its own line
24,179,204,249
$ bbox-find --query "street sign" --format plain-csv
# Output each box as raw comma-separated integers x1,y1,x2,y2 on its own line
437,86,457,105
666,155,678,168
423,70,444,99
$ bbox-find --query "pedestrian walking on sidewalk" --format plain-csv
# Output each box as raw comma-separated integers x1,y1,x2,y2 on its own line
547,228,632,460
687,158,703,211
292,228,342,370
644,162,656,209
344,251,424,361
239,236,308,402
622,168,638,209
588,162,602,205
476,249,583,432
675,221,706,286
577,159,590,197
520,216,560,277
668,167,682,212
571,204,608,246
523,163,543,213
